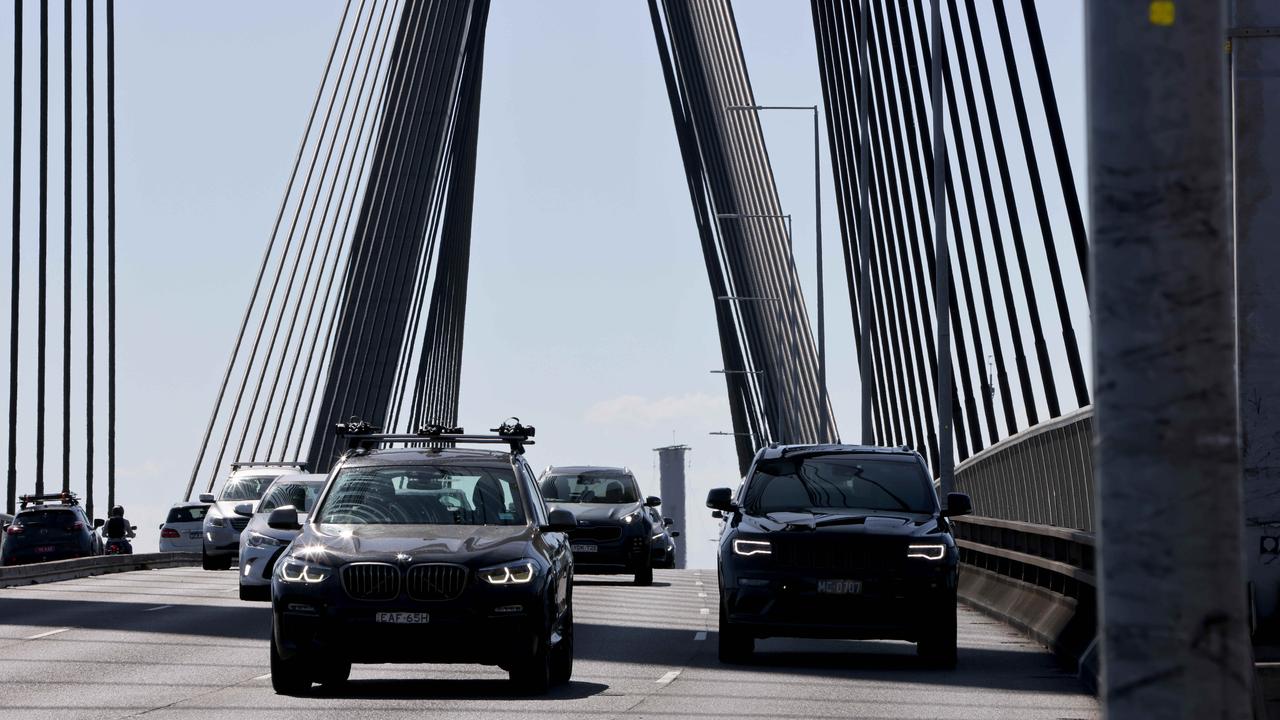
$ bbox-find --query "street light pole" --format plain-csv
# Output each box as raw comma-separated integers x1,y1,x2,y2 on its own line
724,104,830,442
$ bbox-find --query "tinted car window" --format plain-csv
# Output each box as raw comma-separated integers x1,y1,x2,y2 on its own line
259,482,321,513
540,472,640,504
743,456,935,514
316,465,526,526
219,476,276,502
16,509,78,527
165,506,209,523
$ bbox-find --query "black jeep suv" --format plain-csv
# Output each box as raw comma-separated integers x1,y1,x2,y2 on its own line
267,421,577,694
707,444,972,667
538,466,663,584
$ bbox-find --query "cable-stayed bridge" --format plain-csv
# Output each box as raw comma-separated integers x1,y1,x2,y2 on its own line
0,1,1269,717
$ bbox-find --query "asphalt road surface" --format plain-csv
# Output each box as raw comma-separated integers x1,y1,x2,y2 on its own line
0,567,1098,719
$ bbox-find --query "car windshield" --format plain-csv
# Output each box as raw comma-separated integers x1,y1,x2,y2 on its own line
743,455,936,515
219,476,277,502
315,465,527,526
259,482,322,513
16,509,77,527
165,506,208,523
540,471,640,504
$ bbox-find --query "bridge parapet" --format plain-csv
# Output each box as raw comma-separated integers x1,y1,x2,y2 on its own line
954,406,1094,531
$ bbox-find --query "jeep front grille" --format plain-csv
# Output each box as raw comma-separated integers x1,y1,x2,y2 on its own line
341,562,400,601
406,563,468,601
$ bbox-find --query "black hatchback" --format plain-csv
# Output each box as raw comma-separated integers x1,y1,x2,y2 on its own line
707,444,972,667
267,421,577,695
1,492,103,566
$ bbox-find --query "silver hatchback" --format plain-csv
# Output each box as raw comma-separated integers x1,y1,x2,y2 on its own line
199,462,305,570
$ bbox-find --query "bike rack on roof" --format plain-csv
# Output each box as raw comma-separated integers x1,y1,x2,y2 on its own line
229,461,309,471
335,417,537,456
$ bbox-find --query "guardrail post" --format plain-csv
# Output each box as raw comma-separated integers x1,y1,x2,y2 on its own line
1089,1,1252,717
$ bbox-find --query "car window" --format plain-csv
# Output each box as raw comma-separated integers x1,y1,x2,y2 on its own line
540,471,640,504
259,482,322,513
219,475,277,502
316,464,527,526
15,509,78,527
166,505,209,523
522,464,549,526
743,456,936,515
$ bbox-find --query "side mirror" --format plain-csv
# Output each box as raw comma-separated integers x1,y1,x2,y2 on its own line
663,517,674,528
233,503,254,518
671,531,681,538
706,487,735,513
645,496,662,508
542,508,576,533
94,518,105,529
267,506,301,531
711,510,723,520
942,492,972,518
198,493,216,504
158,523,164,530
130,525,138,531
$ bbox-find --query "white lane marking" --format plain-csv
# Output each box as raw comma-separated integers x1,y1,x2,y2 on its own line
694,631,707,641
254,673,272,681
694,581,703,586
25,627,70,640
143,605,173,612
655,670,681,686
699,608,709,615
697,592,707,598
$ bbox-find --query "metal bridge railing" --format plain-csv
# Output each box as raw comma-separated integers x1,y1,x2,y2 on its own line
953,406,1095,532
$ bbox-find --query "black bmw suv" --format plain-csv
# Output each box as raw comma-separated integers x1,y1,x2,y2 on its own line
538,466,663,584
267,422,577,694
707,444,972,667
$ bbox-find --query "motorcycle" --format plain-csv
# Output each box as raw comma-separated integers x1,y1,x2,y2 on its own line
104,526,137,555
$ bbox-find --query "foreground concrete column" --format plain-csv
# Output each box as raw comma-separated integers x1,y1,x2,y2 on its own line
1089,1,1252,717
1233,0,1280,642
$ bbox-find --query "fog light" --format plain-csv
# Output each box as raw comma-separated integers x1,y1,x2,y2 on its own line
494,604,524,614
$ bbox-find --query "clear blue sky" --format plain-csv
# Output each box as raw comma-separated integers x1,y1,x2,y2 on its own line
0,1,1086,566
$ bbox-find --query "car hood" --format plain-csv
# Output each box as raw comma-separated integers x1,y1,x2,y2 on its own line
289,523,534,565
550,502,643,523
737,509,943,538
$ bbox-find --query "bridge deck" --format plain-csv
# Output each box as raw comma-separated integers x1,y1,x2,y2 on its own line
0,568,1097,719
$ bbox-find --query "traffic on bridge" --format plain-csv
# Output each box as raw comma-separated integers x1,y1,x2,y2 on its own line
0,0,1266,718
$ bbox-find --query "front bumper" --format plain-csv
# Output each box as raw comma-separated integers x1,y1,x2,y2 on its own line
569,528,649,574
721,563,956,642
203,522,243,557
272,577,549,665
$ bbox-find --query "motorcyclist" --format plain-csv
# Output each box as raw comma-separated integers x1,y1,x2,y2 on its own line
103,505,135,541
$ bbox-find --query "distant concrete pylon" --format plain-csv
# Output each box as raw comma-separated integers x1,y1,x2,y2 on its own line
654,444,690,569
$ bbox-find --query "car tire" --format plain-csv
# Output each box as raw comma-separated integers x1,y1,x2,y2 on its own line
550,609,574,686
202,547,231,571
315,658,351,688
634,563,653,586
270,633,312,695
717,602,753,663
917,600,958,669
239,583,270,602
509,631,552,695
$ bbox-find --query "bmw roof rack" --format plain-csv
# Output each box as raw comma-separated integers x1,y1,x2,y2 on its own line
336,417,536,455
229,460,309,471
19,491,80,508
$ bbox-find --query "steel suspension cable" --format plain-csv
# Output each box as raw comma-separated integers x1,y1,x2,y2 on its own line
7,0,21,514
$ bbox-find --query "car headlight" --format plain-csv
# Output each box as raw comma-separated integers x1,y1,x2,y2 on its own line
208,513,225,528
277,558,332,583
621,510,640,524
480,560,537,585
732,539,772,557
906,543,947,561
246,531,290,548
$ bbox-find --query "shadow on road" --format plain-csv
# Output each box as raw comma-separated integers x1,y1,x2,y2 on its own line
310,678,609,701
572,578,672,588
